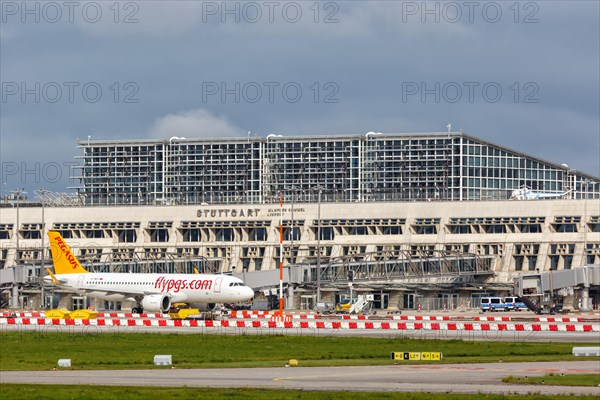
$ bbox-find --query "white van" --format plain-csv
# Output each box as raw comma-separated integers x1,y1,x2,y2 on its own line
480,297,504,312
503,296,527,311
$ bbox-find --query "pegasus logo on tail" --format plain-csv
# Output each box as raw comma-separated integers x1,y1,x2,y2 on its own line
48,232,88,274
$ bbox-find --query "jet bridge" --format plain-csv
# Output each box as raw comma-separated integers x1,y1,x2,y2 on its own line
514,265,600,313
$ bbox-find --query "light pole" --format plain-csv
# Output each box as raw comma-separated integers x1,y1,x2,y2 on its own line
278,192,284,316
11,188,25,309
315,186,324,303
289,185,298,264
11,188,25,259
37,188,50,308
582,179,588,267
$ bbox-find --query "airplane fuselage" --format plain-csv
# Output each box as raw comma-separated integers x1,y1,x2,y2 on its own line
44,272,254,304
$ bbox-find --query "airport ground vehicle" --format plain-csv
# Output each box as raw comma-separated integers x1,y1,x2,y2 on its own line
480,297,504,312
503,296,527,311
315,301,335,314
335,298,353,312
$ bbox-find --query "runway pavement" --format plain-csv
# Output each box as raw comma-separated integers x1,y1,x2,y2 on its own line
1,361,599,395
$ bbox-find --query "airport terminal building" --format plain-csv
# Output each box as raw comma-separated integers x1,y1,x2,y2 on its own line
1,132,599,311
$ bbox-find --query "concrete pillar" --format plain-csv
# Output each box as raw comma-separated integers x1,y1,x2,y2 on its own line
11,285,19,309
562,293,575,311
389,291,402,309
286,286,294,309
579,287,591,312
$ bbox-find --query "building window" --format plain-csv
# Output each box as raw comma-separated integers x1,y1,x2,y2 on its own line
117,229,137,243
549,255,559,270
412,218,440,235
283,227,301,241
249,228,267,241
84,230,104,239
450,225,470,234
519,224,541,233
483,225,506,234
415,225,437,234
349,226,367,235
55,230,73,239
554,224,577,233
319,227,335,240
182,229,201,242
150,229,169,242
552,216,580,233
382,226,402,235
527,256,537,271
22,230,41,239
216,228,233,242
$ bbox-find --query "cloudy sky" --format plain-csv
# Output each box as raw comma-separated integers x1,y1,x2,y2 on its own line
1,1,599,195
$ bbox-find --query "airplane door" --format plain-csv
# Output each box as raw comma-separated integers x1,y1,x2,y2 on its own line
214,278,222,293
78,275,85,287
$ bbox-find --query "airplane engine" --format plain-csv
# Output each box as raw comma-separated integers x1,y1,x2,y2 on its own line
141,294,171,313
195,303,219,311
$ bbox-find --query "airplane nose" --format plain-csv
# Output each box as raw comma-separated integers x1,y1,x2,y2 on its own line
243,286,254,300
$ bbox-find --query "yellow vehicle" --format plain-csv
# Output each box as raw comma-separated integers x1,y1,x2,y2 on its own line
168,303,220,320
335,298,354,312
171,303,191,309
168,308,201,320
168,303,198,319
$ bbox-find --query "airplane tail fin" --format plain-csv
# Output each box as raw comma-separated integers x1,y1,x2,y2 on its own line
48,231,88,274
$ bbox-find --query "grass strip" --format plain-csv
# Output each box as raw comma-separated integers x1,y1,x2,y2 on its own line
503,373,600,387
1,331,598,370
1,384,599,400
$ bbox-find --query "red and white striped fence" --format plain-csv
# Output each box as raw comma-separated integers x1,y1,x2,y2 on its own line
1,317,598,332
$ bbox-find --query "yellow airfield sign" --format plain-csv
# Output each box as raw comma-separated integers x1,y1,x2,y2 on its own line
390,352,443,361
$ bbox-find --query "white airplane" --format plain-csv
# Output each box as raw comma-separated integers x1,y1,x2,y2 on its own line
510,186,572,201
44,231,254,313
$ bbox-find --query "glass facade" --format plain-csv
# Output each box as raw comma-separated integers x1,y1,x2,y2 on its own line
71,133,600,205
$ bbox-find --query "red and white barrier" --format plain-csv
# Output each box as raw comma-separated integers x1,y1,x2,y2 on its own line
536,317,583,323
0,311,166,319
1,311,44,318
474,316,514,322
228,311,318,319
389,315,454,321
1,317,598,332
